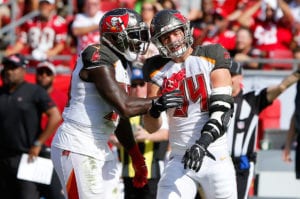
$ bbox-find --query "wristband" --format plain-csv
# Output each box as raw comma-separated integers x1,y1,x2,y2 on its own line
33,140,42,147
197,132,214,148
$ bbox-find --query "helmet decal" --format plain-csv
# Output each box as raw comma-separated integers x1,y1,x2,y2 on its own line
174,13,187,23
99,8,150,61
102,14,129,33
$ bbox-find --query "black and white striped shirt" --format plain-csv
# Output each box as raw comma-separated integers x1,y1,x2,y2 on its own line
227,88,272,159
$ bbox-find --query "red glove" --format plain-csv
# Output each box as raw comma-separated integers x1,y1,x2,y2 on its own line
128,144,148,188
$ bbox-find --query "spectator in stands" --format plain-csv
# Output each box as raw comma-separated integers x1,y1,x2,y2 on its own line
172,0,202,22
157,0,177,10
140,1,158,26
288,0,300,50
238,0,294,55
4,0,68,67
231,27,264,69
71,0,104,53
35,61,66,199
0,0,10,29
0,0,10,49
138,1,159,63
0,53,61,199
22,0,40,15
199,7,236,51
227,61,300,199
212,0,239,16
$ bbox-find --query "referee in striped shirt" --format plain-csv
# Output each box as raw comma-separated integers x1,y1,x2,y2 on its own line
227,61,300,199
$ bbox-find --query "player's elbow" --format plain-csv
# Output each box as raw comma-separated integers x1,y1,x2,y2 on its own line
116,104,136,119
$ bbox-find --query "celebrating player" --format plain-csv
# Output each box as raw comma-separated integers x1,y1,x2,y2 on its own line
50,8,183,199
143,9,237,199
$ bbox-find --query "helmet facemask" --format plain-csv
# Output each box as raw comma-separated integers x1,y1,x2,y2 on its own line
124,22,150,60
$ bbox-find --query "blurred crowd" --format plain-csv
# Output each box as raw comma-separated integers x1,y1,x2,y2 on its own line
1,0,300,72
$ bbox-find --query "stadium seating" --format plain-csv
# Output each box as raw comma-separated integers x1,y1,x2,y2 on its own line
257,99,281,149
263,49,294,70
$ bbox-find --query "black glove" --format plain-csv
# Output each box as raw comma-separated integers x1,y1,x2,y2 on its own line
149,90,183,118
181,142,216,172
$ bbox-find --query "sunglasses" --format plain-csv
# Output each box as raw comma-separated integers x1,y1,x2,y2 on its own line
37,69,53,76
142,7,154,11
131,82,145,88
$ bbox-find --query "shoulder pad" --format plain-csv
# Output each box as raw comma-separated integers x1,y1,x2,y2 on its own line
143,55,170,82
81,44,118,69
193,44,231,70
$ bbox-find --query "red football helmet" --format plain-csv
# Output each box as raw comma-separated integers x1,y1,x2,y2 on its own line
150,9,193,58
99,8,150,61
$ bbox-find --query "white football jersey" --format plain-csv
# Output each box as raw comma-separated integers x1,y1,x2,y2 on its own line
144,44,231,155
52,44,131,160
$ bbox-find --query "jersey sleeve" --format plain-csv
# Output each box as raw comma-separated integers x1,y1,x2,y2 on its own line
193,44,231,70
143,55,170,82
81,44,119,70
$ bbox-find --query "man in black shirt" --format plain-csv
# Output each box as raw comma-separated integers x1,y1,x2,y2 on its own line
227,61,300,199
0,54,61,199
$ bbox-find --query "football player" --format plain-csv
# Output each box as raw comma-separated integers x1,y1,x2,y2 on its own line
50,8,183,199
143,9,237,199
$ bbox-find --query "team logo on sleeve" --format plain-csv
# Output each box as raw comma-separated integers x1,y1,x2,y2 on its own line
224,51,230,59
90,45,100,62
91,50,100,62
104,111,119,122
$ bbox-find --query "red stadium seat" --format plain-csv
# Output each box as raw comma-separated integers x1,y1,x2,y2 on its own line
257,99,281,149
263,49,293,70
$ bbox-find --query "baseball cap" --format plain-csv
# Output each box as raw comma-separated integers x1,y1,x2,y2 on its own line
2,54,28,68
39,0,55,4
230,60,242,75
37,61,56,75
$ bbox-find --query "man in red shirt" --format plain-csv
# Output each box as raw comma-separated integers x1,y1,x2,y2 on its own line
5,0,68,67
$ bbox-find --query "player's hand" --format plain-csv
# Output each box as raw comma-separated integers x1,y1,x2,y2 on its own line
149,90,183,118
181,142,215,172
132,159,148,188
